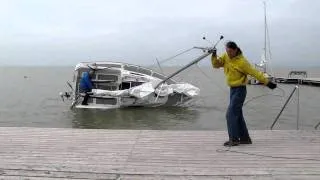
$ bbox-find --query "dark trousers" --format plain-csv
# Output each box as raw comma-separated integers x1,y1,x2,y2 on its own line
80,89,91,105
226,86,249,140
82,93,90,105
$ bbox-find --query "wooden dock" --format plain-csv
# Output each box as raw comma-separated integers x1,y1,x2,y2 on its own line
0,127,319,179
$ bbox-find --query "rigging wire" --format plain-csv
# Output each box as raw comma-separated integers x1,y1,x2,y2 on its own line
159,47,195,64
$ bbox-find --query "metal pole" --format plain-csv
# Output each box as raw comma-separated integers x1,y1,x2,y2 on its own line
154,52,211,89
263,1,267,73
154,83,164,103
270,86,298,130
315,121,320,130
296,84,300,130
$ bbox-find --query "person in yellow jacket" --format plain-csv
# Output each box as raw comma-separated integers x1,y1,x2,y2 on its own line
211,41,277,147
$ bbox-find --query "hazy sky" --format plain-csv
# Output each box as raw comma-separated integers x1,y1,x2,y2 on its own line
0,0,319,67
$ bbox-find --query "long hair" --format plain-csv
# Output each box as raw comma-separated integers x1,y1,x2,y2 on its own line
226,41,242,55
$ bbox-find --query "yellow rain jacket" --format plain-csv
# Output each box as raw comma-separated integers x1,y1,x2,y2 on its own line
212,53,269,87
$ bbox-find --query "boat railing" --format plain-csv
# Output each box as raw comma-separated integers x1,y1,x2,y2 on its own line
288,71,307,78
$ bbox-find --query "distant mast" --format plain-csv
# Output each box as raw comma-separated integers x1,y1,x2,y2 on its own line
264,1,267,73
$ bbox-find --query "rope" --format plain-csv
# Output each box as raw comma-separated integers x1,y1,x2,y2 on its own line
195,64,228,95
216,147,320,162
243,86,286,106
159,47,195,64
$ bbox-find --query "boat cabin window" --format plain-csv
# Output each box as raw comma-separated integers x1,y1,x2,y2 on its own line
131,82,144,87
91,73,97,79
119,82,144,90
97,74,118,82
120,82,131,90
124,65,138,72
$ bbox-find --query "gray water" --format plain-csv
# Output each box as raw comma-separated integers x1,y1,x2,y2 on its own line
0,66,319,130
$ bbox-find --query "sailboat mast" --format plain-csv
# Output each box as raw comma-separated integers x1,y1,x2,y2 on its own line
263,1,267,73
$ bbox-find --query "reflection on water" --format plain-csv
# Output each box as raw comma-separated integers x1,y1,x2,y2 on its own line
71,106,200,130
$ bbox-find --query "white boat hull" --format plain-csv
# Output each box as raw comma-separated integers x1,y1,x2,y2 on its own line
64,62,199,110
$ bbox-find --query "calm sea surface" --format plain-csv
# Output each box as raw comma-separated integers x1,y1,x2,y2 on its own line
0,66,319,130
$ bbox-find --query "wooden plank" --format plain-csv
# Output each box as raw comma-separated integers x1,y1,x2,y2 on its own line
0,168,118,179
1,174,319,180
119,175,320,180
0,127,319,179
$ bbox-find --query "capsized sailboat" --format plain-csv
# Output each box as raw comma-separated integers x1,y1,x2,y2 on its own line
59,36,224,109
61,61,200,109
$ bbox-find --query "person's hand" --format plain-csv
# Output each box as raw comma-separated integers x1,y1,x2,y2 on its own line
208,48,217,56
267,81,277,89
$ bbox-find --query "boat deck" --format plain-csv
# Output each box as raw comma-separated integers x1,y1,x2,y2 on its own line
0,127,319,179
